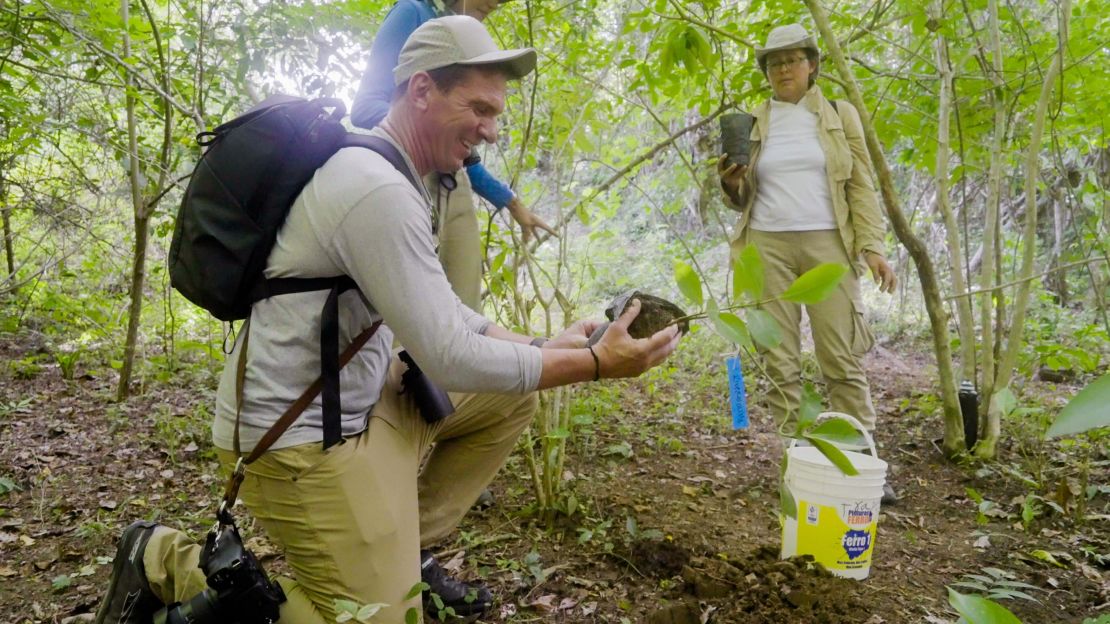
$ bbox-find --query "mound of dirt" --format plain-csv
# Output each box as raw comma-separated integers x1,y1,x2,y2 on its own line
654,545,872,624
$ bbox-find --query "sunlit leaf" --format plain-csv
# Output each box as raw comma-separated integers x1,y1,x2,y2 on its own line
804,437,859,476
674,260,703,307
780,263,849,304
1046,372,1110,438
806,417,867,448
709,300,751,348
732,244,764,300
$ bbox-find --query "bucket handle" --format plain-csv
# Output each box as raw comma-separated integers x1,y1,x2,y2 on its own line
788,411,878,459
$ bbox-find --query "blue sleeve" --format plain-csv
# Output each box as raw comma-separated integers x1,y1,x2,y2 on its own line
351,2,428,129
466,161,514,209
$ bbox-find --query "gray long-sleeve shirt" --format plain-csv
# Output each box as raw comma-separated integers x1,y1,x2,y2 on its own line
212,129,542,453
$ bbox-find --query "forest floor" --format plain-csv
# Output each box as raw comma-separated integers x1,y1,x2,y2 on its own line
0,329,1107,624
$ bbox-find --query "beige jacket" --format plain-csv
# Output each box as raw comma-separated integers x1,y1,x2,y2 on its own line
725,84,886,272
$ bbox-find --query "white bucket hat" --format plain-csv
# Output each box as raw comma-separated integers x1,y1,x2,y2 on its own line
394,15,537,86
754,23,819,63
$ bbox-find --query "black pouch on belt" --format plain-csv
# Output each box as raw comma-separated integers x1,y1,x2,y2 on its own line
398,350,455,424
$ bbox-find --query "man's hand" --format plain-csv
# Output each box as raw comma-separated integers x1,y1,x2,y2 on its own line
507,196,557,243
593,299,682,379
717,152,748,199
546,319,604,350
864,252,897,294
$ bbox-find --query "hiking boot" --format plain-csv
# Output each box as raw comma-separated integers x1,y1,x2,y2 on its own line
881,483,899,506
94,521,164,624
420,550,492,617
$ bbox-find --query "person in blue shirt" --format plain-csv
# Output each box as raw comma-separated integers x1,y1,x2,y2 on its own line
353,0,554,309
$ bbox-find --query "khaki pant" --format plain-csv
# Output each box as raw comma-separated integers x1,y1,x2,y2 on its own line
424,171,482,310
143,357,538,623
746,229,877,430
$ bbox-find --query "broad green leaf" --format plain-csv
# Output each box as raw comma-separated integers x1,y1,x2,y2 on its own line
992,387,1017,418
806,417,867,448
779,480,797,520
780,263,849,304
798,385,823,430
1046,372,1110,438
709,299,752,348
947,588,1022,624
805,437,859,476
404,582,430,601
732,245,764,300
747,309,781,349
674,260,703,307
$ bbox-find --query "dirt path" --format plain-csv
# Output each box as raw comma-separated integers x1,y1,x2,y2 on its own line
0,334,1106,623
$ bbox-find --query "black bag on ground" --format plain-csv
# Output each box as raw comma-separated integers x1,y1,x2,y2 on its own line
168,95,419,449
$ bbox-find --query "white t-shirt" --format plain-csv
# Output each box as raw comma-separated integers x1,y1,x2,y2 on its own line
212,128,543,453
750,99,837,232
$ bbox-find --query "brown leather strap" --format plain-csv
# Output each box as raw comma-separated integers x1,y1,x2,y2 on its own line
221,320,382,511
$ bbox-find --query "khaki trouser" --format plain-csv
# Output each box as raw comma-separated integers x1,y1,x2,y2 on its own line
143,357,538,623
424,171,482,310
746,229,877,430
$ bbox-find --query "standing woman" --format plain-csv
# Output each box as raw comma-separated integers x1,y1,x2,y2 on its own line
719,24,897,498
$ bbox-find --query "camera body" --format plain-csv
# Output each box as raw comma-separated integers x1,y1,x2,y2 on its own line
155,523,285,624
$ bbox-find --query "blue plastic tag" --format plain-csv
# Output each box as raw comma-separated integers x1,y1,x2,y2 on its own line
727,356,748,430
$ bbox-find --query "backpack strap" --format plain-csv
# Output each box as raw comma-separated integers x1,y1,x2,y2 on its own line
234,134,423,458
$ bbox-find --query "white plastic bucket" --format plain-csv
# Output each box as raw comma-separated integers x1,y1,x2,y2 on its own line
780,413,888,580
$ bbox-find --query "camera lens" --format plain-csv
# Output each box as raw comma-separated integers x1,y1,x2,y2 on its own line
154,588,222,624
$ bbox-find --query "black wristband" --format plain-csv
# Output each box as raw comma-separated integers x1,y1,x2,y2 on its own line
587,345,600,382
529,337,548,348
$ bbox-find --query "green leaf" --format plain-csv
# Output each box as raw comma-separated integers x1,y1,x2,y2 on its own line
804,437,859,476
405,608,420,624
747,309,782,349
709,299,751,348
404,582,430,601
779,479,797,520
732,244,764,300
992,387,1017,418
780,263,849,304
798,385,823,430
52,575,73,591
674,260,703,307
806,417,867,448
1046,372,1110,438
947,588,1023,624
357,603,388,621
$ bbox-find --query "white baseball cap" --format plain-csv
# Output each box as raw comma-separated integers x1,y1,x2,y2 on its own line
393,15,537,86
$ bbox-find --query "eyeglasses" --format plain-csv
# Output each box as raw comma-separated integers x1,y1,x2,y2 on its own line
767,56,809,72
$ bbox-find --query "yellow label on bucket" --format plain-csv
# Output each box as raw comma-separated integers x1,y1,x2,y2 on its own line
794,499,877,573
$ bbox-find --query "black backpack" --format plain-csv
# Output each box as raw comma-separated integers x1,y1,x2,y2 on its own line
168,95,419,449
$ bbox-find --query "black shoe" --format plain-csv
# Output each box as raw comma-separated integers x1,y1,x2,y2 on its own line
95,521,164,624
881,483,899,506
473,488,495,510
421,550,492,618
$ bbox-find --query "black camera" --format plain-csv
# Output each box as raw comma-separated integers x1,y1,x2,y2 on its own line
154,522,285,624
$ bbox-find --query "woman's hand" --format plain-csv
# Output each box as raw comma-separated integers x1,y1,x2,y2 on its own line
717,152,748,197
507,196,557,243
864,252,897,294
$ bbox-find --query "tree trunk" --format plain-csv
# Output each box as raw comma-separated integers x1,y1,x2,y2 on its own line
932,0,976,384
1047,187,1068,305
979,0,1072,458
117,0,149,402
975,0,1006,452
0,164,13,284
804,0,964,457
